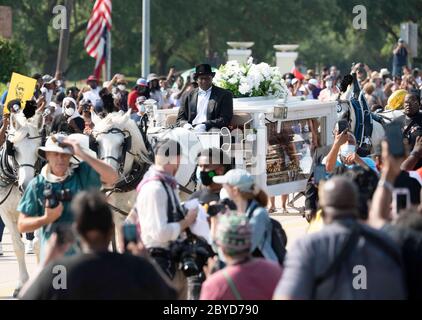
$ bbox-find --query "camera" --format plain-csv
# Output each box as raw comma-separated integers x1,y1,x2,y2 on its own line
43,183,73,208
170,232,213,277
82,104,90,113
207,198,237,217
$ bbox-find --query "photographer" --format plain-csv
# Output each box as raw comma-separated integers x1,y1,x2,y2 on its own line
17,134,118,262
323,131,378,174
20,190,176,300
77,99,95,135
135,139,198,299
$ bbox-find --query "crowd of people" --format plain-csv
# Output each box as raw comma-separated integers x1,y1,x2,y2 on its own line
283,39,422,114
0,53,421,300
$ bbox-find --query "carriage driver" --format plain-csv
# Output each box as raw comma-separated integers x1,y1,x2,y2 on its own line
17,134,118,262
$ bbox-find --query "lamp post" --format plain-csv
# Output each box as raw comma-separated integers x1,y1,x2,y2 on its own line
142,0,150,78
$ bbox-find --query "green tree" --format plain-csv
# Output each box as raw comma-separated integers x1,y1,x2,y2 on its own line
2,0,421,79
0,37,28,83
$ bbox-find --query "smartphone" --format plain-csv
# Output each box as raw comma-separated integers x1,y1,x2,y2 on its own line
385,121,405,158
392,189,410,215
337,120,349,134
314,164,327,184
122,224,139,249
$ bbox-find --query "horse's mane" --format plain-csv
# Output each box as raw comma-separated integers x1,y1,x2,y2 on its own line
9,112,41,144
92,111,147,156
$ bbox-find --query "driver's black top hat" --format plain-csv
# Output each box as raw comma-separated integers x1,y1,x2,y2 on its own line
194,64,215,78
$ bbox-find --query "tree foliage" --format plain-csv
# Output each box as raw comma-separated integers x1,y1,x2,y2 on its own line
1,0,421,80
0,37,27,83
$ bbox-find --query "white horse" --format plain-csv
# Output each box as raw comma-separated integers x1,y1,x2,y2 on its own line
337,82,385,152
92,111,152,251
0,112,44,296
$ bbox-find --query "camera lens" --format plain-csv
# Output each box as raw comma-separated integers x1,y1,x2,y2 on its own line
181,256,200,277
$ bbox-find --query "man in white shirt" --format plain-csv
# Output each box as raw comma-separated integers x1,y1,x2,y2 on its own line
176,64,233,132
135,139,198,298
83,75,101,106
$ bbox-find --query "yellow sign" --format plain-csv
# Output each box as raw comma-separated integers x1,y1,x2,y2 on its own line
3,72,37,114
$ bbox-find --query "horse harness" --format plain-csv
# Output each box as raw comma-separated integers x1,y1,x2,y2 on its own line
90,128,132,175
337,92,374,156
0,130,46,204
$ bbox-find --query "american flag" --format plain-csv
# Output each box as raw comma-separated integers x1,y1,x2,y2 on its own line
84,0,112,79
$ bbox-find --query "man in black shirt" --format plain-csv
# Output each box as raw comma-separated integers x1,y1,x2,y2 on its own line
20,191,176,300
401,93,422,151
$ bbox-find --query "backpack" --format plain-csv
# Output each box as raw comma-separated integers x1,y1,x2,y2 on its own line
247,201,287,265
269,217,288,265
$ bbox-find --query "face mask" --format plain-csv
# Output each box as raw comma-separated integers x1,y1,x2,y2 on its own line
137,104,146,113
200,170,216,186
65,107,75,117
340,144,356,158
117,85,126,91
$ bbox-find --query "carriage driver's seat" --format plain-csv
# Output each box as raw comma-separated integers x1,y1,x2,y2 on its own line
230,113,252,128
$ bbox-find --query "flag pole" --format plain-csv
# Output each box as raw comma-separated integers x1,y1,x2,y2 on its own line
142,0,150,78
107,29,111,81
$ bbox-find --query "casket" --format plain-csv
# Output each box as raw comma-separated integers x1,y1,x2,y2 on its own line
151,96,337,196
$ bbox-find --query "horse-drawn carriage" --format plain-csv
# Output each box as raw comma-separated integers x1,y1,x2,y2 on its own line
147,97,337,196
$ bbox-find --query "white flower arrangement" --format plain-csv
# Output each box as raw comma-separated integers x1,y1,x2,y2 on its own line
213,57,288,99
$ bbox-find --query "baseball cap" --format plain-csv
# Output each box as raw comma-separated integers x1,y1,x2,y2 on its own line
136,96,147,104
42,74,54,83
136,78,148,87
86,75,98,83
380,68,390,77
213,169,254,192
147,73,159,82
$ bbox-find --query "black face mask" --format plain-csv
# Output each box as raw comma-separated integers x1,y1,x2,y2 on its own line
200,170,216,186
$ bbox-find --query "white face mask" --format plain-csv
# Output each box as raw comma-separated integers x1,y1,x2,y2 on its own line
65,107,75,117
138,104,146,113
340,144,356,158
117,85,126,91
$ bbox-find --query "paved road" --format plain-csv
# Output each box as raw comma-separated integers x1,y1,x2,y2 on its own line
0,196,309,299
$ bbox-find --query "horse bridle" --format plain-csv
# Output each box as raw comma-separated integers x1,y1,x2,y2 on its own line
6,132,45,173
92,128,132,174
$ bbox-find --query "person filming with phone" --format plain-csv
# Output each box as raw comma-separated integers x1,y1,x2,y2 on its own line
323,123,379,174
17,133,119,263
